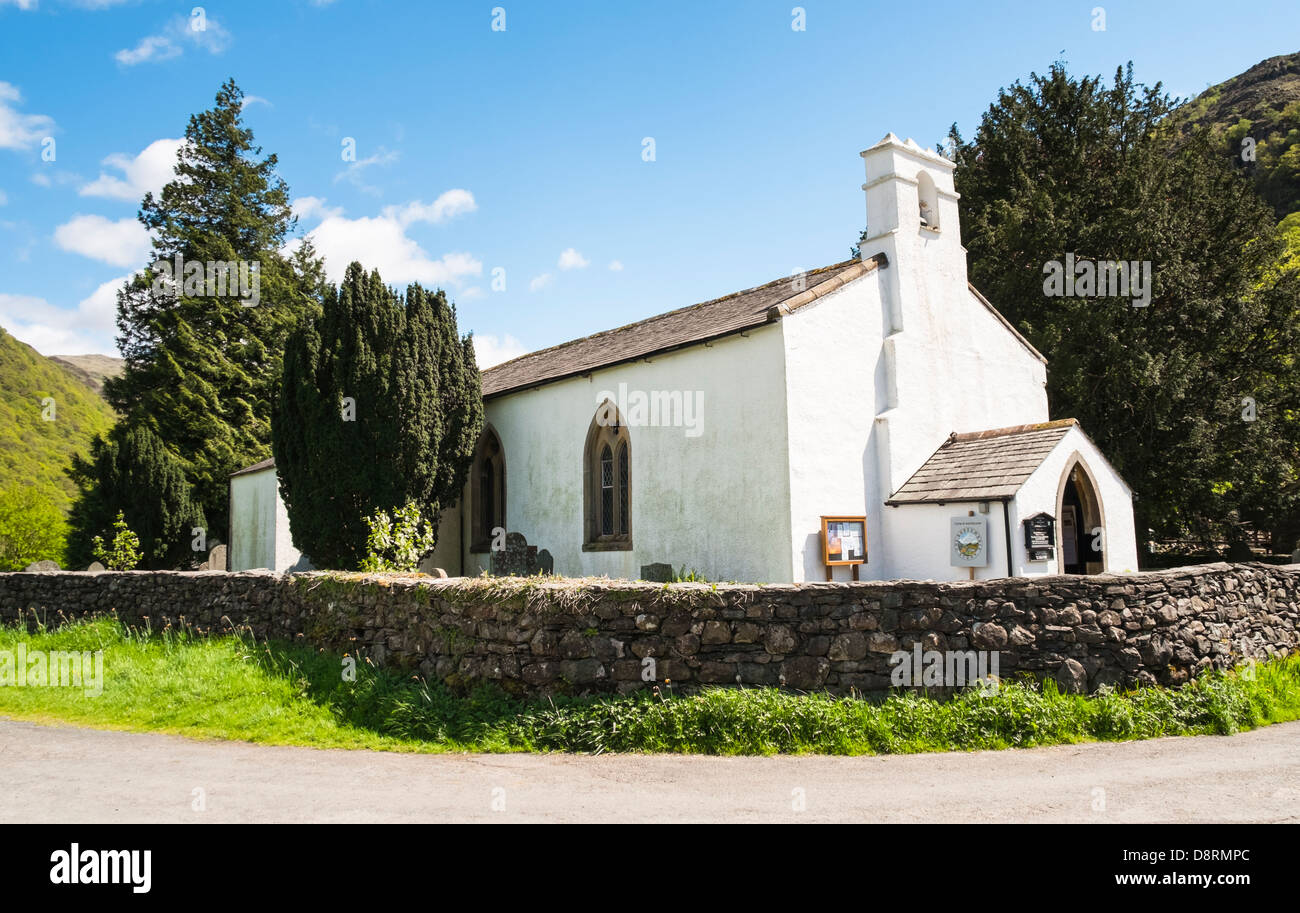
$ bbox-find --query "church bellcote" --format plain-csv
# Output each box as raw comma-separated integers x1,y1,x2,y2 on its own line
857,133,961,258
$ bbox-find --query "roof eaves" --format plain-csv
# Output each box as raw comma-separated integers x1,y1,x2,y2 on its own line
230,457,275,478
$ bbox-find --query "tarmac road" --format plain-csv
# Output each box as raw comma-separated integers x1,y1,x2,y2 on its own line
1,717,1297,823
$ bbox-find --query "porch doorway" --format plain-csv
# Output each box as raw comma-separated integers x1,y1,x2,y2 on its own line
1058,461,1104,574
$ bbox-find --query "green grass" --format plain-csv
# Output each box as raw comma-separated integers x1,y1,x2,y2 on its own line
1,615,1298,755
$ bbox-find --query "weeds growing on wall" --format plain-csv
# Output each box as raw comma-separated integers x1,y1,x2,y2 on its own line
0,616,1296,755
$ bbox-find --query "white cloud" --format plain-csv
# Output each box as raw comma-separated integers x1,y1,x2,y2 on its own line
293,192,480,286
292,196,342,223
458,286,485,301
0,272,133,356
334,147,400,192
0,82,55,151
305,212,481,287
558,247,589,270
240,94,271,110
115,14,232,66
79,137,182,202
608,260,624,271
385,189,477,227
471,333,528,369
529,272,553,292
53,214,150,267
0,1,38,11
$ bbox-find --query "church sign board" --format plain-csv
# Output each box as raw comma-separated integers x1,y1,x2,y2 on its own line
821,516,867,566
1022,512,1056,562
950,516,988,567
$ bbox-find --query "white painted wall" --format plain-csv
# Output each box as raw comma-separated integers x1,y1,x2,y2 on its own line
229,467,303,572
781,134,1052,582
473,324,794,582
883,501,1013,581
856,136,1050,500
780,267,890,582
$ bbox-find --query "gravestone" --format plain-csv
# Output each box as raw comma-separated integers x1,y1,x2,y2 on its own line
537,549,554,576
24,560,59,572
1292,547,1300,565
208,544,227,572
86,561,106,573
489,532,552,577
640,562,674,583
416,554,449,577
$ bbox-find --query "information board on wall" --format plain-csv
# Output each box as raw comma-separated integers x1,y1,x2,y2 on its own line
821,516,867,565
950,516,989,567
1023,512,1056,562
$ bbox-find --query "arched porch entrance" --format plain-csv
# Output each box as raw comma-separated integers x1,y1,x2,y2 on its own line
1056,456,1105,574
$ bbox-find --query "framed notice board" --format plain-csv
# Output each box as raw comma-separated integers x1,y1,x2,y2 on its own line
821,516,867,566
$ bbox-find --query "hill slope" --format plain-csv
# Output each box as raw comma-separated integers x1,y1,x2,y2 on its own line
0,328,117,511
49,354,124,394
1174,51,1300,221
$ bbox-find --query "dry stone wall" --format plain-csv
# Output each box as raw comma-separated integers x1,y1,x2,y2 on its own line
0,563,1296,696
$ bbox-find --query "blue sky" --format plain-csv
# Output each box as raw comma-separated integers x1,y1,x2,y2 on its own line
1,0,1297,365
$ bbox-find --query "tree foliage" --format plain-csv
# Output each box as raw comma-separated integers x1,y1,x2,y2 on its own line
0,487,68,570
103,78,323,536
358,500,438,573
67,424,206,570
91,511,143,571
272,262,485,570
947,63,1300,554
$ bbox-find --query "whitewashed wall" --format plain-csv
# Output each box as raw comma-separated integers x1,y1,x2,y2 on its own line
782,136,1051,582
474,323,794,582
229,467,302,573
780,268,889,582
883,501,1014,581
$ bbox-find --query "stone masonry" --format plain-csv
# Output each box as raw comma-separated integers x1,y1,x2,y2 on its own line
0,562,1295,697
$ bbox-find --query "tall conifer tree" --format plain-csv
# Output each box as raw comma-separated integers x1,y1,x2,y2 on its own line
67,425,206,570
946,63,1300,556
272,263,484,569
104,79,323,538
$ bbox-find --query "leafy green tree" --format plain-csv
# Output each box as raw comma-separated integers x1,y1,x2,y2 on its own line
104,78,323,537
0,487,68,570
946,63,1300,557
273,262,484,569
67,425,207,570
91,511,142,571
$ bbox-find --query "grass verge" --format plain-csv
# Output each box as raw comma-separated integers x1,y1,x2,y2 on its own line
0,616,1297,755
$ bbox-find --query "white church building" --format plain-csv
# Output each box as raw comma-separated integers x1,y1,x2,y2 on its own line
231,133,1139,583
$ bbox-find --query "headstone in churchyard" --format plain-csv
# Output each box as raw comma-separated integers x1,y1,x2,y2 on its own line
537,549,554,576
416,553,449,577
208,544,227,572
24,560,59,572
1291,547,1300,565
86,561,106,573
489,532,552,577
641,562,674,582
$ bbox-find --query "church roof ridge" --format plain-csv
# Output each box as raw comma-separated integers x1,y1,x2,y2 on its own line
480,256,883,398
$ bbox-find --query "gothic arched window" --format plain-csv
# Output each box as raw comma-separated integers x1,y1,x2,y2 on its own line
584,401,631,549
470,426,505,552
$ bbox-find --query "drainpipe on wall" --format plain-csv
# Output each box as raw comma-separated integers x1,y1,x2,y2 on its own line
1001,499,1013,578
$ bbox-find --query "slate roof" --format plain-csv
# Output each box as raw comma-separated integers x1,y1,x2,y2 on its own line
229,457,276,478
886,419,1078,504
480,256,886,398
